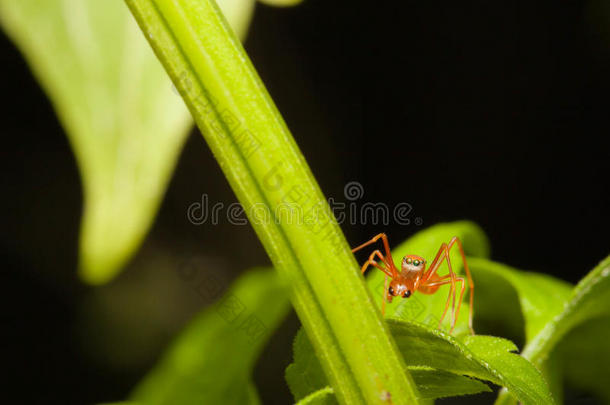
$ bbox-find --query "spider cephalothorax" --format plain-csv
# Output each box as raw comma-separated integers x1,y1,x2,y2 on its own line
387,255,426,298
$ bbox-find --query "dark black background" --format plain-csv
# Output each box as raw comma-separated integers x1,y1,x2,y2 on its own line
1,0,608,404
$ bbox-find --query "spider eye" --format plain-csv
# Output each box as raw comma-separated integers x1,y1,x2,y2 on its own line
403,290,411,298
413,260,420,266
388,286,395,296
406,258,412,264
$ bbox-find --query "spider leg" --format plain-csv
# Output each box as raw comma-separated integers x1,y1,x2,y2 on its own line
352,233,398,277
437,273,458,323
421,237,475,334
421,278,454,330
420,243,457,329
446,237,475,335
360,256,391,315
361,250,394,278
422,277,465,333
355,244,396,316
382,273,389,315
453,277,467,333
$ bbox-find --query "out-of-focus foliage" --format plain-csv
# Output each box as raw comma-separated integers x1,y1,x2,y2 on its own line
484,255,610,405
469,258,572,341
0,0,255,284
130,267,290,404
554,317,610,404
525,254,610,361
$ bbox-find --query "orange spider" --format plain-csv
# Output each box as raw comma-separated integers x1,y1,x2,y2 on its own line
352,233,474,334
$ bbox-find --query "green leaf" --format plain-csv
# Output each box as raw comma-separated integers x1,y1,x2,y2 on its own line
525,254,610,359
294,375,489,404
465,258,571,403
409,369,491,399
483,255,610,405
130,267,289,405
468,258,572,342
124,0,420,403
0,0,254,284
364,221,490,335
286,328,330,401
287,326,491,402
553,317,610,403
287,319,549,404
391,320,554,405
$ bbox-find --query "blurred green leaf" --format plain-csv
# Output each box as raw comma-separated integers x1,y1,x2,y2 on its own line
0,0,254,284
471,267,525,341
363,221,490,335
554,317,610,403
485,255,610,405
469,258,572,342
524,254,610,359
130,267,289,405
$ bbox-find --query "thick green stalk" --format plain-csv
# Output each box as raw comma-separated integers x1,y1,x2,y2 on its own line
124,0,420,403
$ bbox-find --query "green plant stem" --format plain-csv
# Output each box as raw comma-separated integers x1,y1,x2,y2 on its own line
124,0,421,403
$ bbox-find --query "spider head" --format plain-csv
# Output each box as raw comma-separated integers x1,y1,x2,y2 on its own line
402,255,426,273
388,280,412,298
